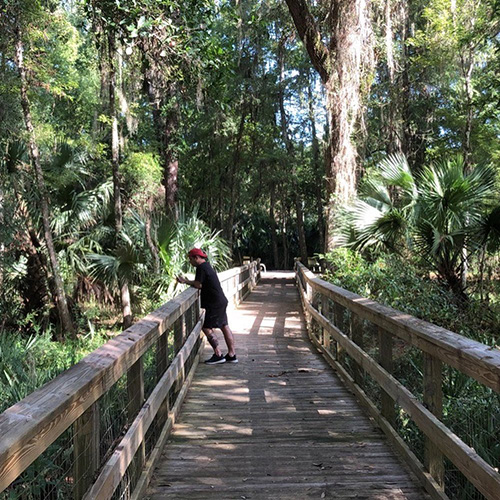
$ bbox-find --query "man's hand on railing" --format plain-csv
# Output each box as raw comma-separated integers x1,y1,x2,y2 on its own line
177,275,202,289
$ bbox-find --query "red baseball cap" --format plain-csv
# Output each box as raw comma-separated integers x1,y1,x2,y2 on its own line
188,248,207,258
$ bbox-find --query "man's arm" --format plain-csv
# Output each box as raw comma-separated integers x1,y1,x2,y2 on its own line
176,275,202,289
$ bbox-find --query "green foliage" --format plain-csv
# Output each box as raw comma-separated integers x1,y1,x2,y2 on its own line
156,205,230,297
121,152,162,200
322,248,499,345
0,329,109,413
340,154,500,297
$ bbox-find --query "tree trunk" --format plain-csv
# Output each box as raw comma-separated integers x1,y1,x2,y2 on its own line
207,141,215,228
164,95,179,214
461,50,474,172
400,0,412,161
281,200,289,270
285,0,374,250
227,109,246,252
294,197,308,262
109,34,133,329
92,20,108,139
270,183,280,270
15,31,75,338
121,281,133,329
278,37,308,262
307,74,325,253
217,163,224,230
141,49,179,216
145,197,160,274
400,4,431,173
385,0,403,155
325,0,374,248
108,34,123,234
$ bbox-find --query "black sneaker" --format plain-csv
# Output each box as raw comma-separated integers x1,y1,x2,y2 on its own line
204,354,226,365
224,354,238,363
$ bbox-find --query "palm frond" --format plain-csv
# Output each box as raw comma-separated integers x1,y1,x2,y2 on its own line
414,219,465,260
342,200,406,253
359,177,392,208
472,206,500,252
87,254,120,286
52,180,113,238
418,158,496,231
377,153,416,196
2,141,27,174
45,143,91,191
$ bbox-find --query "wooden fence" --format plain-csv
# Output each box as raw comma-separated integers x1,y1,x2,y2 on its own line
0,260,261,500
296,262,500,500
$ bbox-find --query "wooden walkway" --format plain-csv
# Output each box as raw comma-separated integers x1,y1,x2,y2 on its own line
145,272,429,499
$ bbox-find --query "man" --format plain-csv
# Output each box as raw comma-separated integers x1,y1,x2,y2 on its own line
177,248,238,364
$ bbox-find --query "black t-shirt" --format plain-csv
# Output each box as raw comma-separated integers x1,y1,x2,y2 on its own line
195,261,228,309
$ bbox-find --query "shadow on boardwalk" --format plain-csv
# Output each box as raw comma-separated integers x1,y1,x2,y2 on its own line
145,272,429,499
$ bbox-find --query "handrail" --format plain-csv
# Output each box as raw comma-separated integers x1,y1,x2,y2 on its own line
296,262,500,500
0,260,261,500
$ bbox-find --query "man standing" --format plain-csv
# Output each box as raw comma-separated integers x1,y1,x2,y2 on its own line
177,248,238,365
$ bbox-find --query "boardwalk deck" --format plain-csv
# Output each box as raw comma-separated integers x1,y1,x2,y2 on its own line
145,273,429,499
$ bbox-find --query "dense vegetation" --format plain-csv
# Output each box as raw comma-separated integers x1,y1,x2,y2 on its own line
0,2,499,499
0,0,498,409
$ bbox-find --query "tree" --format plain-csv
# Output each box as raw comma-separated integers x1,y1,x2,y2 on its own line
284,0,375,249
340,153,500,299
277,33,308,263
84,0,135,327
3,1,75,337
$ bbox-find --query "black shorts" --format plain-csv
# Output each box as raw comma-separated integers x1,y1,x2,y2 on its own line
203,304,228,329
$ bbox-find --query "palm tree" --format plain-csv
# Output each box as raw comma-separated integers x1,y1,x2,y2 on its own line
157,205,231,296
87,205,230,326
340,154,500,299
87,228,148,328
1,141,84,336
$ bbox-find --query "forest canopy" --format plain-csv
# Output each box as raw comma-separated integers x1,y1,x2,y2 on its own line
0,0,499,339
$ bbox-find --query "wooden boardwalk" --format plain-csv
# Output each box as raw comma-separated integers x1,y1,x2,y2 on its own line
145,272,429,499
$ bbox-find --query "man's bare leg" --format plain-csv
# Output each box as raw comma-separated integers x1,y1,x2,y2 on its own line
221,324,235,357
203,327,222,356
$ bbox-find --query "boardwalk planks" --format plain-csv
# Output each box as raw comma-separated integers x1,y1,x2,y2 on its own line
0,261,261,498
297,262,500,500
145,273,429,499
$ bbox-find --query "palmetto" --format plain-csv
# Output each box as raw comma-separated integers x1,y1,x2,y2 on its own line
156,205,231,297
340,154,500,298
86,204,230,312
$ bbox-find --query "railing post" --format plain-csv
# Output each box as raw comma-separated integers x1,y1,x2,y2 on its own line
350,313,364,387
378,327,396,426
73,402,100,500
334,302,345,363
424,353,444,488
253,261,258,286
173,315,187,395
311,290,321,342
173,314,186,355
156,332,168,378
127,356,145,482
321,295,330,351
156,330,169,428
305,280,313,332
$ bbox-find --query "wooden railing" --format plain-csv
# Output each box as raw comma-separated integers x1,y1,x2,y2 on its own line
0,260,261,500
296,262,500,500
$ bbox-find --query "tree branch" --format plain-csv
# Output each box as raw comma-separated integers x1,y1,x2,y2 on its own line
284,0,329,84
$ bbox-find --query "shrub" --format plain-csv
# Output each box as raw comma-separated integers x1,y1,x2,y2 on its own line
322,248,499,346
